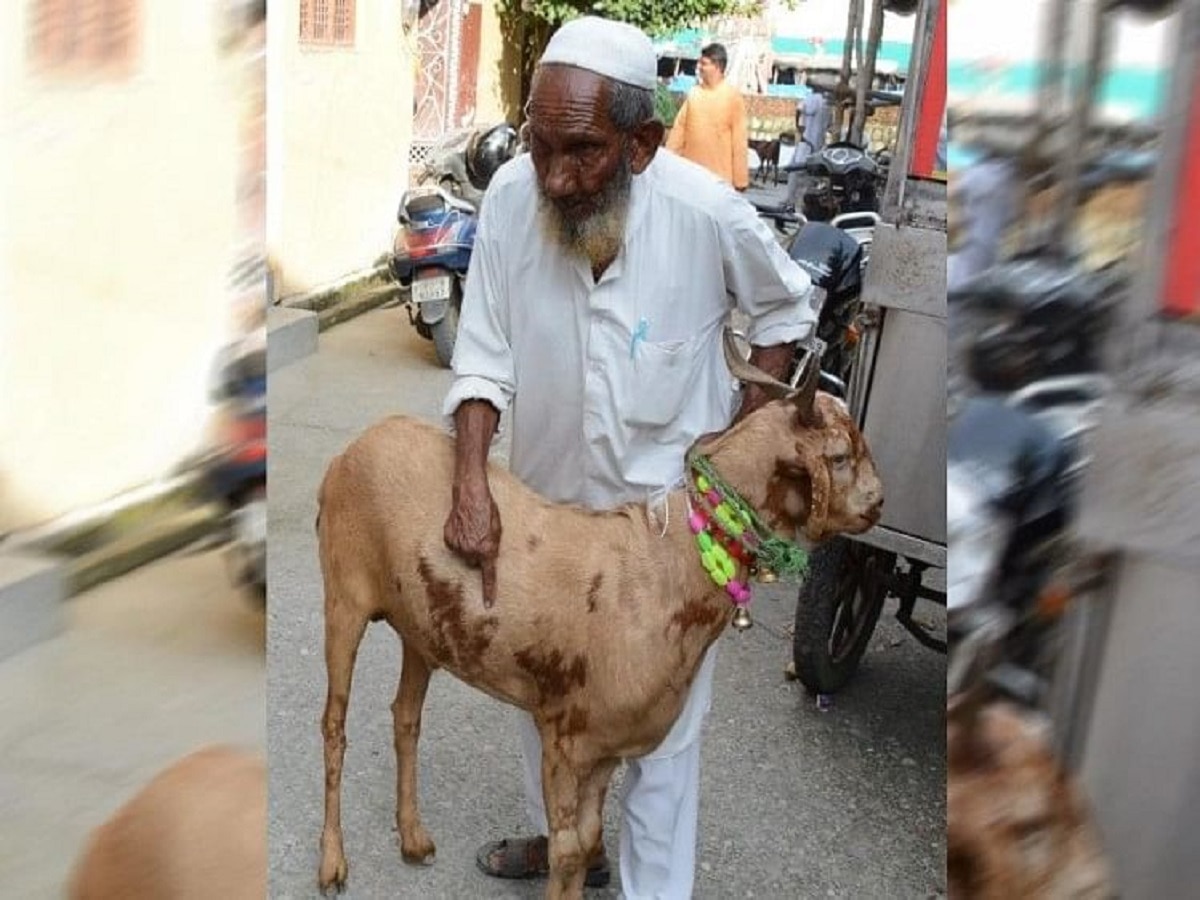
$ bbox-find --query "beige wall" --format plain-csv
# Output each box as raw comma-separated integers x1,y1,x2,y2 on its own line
0,4,242,533
268,1,417,297
475,0,521,127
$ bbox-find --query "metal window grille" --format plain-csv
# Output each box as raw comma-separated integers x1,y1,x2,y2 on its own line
29,0,138,76
300,0,354,46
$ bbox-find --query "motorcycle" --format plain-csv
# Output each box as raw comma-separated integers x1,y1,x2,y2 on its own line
202,327,267,603
783,220,870,390
798,141,885,223
950,252,1124,396
391,123,519,367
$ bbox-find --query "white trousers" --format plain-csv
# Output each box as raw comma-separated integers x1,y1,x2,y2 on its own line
517,644,719,900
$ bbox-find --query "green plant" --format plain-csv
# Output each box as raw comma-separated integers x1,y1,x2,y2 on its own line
654,82,681,127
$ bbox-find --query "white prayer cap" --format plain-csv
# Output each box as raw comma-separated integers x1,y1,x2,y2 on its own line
538,16,657,91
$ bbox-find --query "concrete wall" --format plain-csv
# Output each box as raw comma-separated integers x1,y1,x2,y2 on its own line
1078,557,1200,898
267,0,417,297
0,4,242,533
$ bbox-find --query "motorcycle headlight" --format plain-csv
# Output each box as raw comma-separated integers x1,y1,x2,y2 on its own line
947,464,1006,616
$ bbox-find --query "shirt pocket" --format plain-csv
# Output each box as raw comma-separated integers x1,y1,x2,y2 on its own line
623,333,706,428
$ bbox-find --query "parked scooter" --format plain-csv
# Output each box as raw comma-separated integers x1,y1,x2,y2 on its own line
391,123,519,367
390,188,478,368
202,327,266,603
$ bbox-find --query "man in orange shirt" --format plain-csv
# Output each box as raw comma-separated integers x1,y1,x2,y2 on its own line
666,43,749,190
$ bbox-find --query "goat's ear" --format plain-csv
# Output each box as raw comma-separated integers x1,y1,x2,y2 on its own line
796,435,831,540
789,352,821,428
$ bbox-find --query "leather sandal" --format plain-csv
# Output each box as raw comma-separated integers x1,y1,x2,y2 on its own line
475,835,611,888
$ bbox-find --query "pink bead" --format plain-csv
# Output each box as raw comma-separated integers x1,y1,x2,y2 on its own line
688,511,706,534
726,581,751,603
706,489,722,506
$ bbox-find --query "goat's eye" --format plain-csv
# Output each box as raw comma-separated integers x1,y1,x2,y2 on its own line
829,453,851,467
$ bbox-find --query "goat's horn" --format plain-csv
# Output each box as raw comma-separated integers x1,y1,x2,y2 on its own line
792,346,821,425
721,328,795,400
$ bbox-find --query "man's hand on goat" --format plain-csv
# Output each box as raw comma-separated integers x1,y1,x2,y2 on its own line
444,476,503,608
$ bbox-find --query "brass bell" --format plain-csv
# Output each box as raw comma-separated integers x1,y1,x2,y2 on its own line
757,567,777,584
731,605,753,631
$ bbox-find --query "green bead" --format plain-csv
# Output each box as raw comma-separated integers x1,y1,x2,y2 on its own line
696,531,713,552
696,475,711,492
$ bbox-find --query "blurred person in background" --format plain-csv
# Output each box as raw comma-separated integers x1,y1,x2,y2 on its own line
948,150,1019,292
666,43,750,190
784,123,815,210
785,87,830,211
798,86,831,153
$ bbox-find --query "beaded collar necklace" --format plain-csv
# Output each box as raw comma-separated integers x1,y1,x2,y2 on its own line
685,453,810,631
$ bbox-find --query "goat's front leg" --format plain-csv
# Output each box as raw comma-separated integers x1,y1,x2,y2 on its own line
393,638,436,864
540,746,586,900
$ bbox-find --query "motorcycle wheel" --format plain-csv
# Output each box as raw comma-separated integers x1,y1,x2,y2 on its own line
793,538,894,694
430,281,461,368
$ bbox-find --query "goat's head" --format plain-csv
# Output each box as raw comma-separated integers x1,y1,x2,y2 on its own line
705,331,884,543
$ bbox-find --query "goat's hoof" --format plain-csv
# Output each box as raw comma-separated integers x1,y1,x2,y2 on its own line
317,855,348,894
400,832,437,866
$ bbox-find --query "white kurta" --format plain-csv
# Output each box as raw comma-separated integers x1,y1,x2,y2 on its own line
443,149,815,900
443,150,816,508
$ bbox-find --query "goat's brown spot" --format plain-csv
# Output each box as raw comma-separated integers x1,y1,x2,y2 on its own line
669,599,723,634
762,463,804,531
545,705,590,739
417,556,497,668
566,706,588,735
585,572,603,613
514,646,588,700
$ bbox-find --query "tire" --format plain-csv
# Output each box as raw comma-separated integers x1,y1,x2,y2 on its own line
793,538,894,694
429,281,461,368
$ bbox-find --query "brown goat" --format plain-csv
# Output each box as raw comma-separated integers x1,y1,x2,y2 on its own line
315,348,883,899
66,746,266,900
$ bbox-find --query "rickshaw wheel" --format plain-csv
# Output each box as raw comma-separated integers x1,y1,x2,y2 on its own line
793,538,894,694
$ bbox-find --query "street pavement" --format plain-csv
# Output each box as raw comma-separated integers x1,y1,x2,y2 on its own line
0,549,266,898
268,302,947,899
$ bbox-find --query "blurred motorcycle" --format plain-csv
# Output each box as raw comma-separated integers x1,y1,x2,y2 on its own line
947,372,1108,709
202,328,266,603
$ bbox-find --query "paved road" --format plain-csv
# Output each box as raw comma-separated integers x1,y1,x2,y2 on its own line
0,550,266,897
268,306,946,899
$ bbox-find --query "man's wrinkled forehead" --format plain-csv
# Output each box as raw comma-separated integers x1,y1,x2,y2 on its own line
525,65,612,126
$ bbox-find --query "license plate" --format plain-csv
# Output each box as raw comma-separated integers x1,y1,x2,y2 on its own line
411,275,452,303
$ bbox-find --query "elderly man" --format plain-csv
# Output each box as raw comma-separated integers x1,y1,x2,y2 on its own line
442,16,816,899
